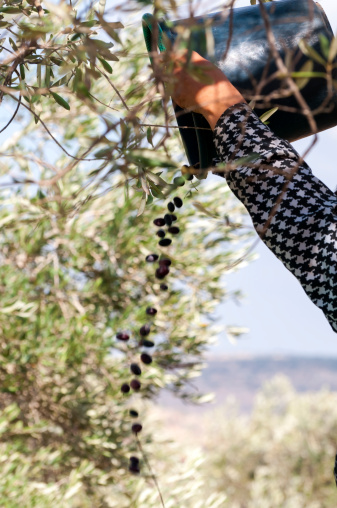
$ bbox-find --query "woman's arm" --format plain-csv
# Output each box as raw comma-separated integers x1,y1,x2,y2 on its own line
170,51,337,332
213,102,337,333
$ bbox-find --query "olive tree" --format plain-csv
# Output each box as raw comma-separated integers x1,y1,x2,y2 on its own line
0,0,255,505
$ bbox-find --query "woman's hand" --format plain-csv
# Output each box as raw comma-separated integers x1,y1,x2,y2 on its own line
167,50,245,130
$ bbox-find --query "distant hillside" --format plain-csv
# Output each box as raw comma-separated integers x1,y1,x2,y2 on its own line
158,356,337,414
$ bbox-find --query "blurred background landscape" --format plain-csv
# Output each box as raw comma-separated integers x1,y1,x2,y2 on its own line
157,355,337,444
159,355,337,416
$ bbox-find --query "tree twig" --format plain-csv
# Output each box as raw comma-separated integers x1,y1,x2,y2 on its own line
0,94,21,134
136,436,166,508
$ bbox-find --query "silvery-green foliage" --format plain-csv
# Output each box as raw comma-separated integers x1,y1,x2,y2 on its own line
0,0,256,505
202,377,337,507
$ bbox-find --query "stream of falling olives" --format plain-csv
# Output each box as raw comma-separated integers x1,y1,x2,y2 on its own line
116,195,184,503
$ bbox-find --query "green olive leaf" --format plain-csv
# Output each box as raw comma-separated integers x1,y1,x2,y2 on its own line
51,92,70,110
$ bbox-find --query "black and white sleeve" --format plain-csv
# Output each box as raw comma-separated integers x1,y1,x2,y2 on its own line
213,102,337,333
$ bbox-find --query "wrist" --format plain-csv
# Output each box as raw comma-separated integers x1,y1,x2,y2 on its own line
201,82,245,130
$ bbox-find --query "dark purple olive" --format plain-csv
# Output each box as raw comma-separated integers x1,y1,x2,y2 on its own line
153,218,165,227
130,363,142,376
164,214,172,226
156,229,166,238
158,265,170,275
129,409,139,418
121,383,130,394
130,456,139,464
141,353,152,365
173,197,183,208
146,307,157,316
129,464,140,473
167,202,175,212
145,254,158,263
159,258,171,267
155,269,164,280
116,332,129,341
132,423,142,434
140,324,150,336
159,238,172,247
168,227,180,235
160,284,168,291
170,214,177,222
130,379,141,391
141,339,154,348
155,266,169,279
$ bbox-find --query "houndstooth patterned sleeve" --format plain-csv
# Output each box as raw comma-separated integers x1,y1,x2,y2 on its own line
213,102,337,333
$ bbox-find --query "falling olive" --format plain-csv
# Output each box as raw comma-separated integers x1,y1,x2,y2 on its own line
116,332,130,341
173,197,183,208
129,409,139,418
129,456,140,473
155,266,169,279
141,353,152,365
164,214,172,226
130,363,142,376
160,284,168,291
169,214,177,222
121,383,130,394
141,339,154,348
155,270,164,280
129,464,140,474
159,238,172,247
156,229,166,238
145,254,158,263
159,258,171,267
153,218,165,227
140,324,150,336
132,423,142,434
167,202,175,213
168,226,180,235
146,307,157,316
130,379,141,391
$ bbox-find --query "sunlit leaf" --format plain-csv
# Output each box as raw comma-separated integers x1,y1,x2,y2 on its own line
137,192,147,216
146,170,172,188
299,39,326,66
329,36,337,63
259,107,279,123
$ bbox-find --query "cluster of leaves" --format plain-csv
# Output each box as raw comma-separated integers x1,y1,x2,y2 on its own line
0,0,186,205
0,0,121,109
